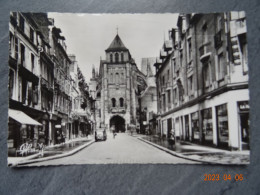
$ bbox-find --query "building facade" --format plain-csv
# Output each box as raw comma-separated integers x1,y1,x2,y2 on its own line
155,12,249,150
90,34,148,132
8,12,92,156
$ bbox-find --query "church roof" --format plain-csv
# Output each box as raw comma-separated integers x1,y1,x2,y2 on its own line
105,34,128,52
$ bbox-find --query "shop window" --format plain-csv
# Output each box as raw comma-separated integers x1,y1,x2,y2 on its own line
191,112,199,141
201,108,213,144
216,104,229,147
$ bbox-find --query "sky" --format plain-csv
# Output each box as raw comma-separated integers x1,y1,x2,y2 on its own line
48,13,178,83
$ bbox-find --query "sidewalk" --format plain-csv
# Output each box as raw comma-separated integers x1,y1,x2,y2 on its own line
8,136,95,167
136,134,250,165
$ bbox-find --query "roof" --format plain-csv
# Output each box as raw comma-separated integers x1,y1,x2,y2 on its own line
105,34,128,52
9,109,42,126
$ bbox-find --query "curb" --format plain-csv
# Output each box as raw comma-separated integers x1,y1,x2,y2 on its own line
138,137,249,165
10,140,95,167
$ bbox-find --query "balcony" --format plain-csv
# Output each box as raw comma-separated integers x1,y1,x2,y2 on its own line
199,42,211,62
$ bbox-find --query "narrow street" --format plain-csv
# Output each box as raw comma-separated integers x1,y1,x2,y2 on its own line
24,133,197,166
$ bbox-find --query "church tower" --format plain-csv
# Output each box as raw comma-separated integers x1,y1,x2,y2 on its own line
95,33,139,132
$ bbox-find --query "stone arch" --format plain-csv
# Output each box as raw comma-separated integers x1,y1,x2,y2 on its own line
110,115,125,133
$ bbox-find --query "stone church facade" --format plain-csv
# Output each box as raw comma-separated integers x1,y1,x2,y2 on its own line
90,34,147,132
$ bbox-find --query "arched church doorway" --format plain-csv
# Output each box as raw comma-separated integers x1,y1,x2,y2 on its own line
110,115,125,133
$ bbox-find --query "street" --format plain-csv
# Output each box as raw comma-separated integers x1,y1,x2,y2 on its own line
24,133,197,166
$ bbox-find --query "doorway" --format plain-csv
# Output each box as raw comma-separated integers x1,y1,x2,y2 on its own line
110,115,126,133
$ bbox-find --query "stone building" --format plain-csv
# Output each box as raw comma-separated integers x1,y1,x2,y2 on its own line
8,12,54,154
139,58,158,134
8,12,92,156
155,12,249,150
90,34,147,133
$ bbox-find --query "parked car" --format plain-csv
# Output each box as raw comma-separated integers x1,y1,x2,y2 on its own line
95,129,107,141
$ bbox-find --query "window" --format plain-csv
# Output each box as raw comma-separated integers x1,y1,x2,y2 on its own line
115,53,119,63
112,98,116,107
188,38,192,62
110,73,113,83
119,98,124,107
19,15,24,32
239,34,248,74
121,53,124,62
172,88,177,104
31,54,35,72
217,53,225,80
30,28,34,42
110,54,113,62
167,91,171,109
203,61,211,89
180,50,183,67
167,70,170,81
9,69,14,99
217,16,222,32
115,73,119,83
163,94,166,112
15,37,18,59
162,76,165,86
20,44,25,66
188,76,193,93
121,73,124,83
202,24,208,44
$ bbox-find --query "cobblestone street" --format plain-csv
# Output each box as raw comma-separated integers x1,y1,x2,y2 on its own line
24,133,197,166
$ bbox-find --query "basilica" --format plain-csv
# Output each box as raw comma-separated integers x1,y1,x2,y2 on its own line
89,34,149,133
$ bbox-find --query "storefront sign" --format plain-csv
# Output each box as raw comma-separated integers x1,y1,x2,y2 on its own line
238,101,249,111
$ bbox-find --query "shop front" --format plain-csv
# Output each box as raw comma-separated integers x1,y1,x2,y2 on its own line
8,109,42,156
216,104,229,148
238,101,250,150
201,108,213,146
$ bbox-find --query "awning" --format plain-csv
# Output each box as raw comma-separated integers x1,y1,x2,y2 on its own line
9,109,42,126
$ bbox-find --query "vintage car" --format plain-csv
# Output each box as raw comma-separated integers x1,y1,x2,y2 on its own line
95,129,107,141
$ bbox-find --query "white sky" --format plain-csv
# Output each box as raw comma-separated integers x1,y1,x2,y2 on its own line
48,13,178,83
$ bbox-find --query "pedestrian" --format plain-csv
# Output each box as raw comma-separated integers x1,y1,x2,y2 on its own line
168,130,175,149
113,130,117,139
